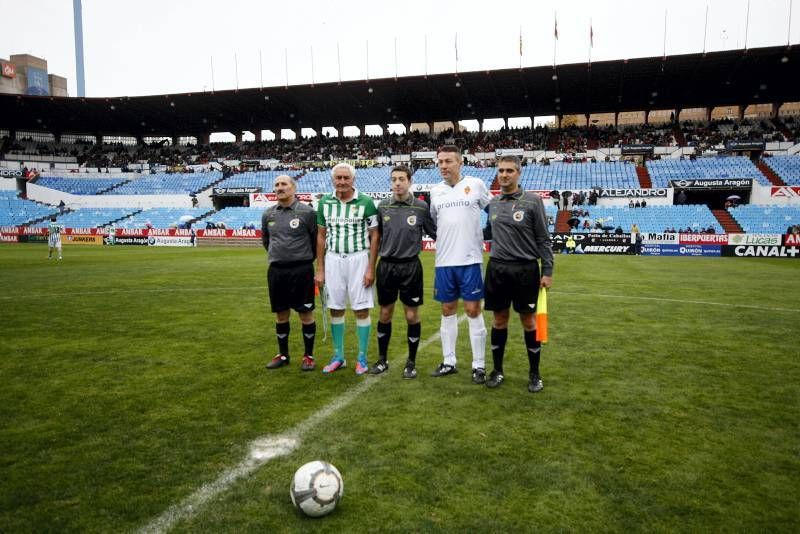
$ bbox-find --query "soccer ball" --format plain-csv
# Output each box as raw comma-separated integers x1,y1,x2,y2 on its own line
289,461,343,517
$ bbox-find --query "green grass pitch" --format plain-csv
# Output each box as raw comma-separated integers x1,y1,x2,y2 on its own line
1,244,798,532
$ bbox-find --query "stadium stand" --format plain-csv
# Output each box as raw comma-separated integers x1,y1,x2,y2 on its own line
106,172,222,195
31,208,140,228
728,204,800,234
292,168,420,193
0,191,59,226
682,118,787,150
646,156,769,187
762,156,800,185
198,207,264,229
35,176,128,195
518,161,639,190
214,170,303,190
294,170,336,192
568,205,723,234
411,166,496,188
116,207,210,228
6,119,793,167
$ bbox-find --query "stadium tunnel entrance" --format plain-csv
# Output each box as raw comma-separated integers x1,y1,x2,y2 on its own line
678,188,751,209
213,194,251,210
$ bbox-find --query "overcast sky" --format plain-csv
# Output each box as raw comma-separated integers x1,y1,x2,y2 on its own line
1,0,797,138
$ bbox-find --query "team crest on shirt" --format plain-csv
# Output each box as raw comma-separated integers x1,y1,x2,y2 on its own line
289,218,300,228
464,186,471,195
513,211,524,222
383,215,391,222
406,215,417,226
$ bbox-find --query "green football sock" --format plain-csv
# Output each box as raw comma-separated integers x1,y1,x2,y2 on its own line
330,316,345,359
356,318,371,361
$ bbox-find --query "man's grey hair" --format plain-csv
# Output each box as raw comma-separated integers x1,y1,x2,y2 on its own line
273,174,297,187
331,162,356,179
497,155,521,172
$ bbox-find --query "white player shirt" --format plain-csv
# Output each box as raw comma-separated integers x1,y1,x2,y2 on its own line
429,176,491,267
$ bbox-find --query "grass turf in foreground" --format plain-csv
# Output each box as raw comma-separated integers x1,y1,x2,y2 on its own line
0,245,798,532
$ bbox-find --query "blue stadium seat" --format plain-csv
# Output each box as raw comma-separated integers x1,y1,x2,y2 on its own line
214,170,303,191
0,192,59,226
568,205,722,234
197,207,265,229
762,156,800,186
31,208,140,228
646,156,768,187
115,207,210,228
107,172,222,195
728,204,800,234
35,176,127,195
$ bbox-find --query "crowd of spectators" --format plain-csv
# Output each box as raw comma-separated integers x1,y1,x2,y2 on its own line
682,118,788,151
663,225,718,234
2,118,796,171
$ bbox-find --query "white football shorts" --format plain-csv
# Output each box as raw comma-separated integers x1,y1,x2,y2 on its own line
324,250,374,311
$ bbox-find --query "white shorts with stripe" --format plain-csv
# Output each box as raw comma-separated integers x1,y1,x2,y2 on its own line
324,250,374,311
48,235,62,248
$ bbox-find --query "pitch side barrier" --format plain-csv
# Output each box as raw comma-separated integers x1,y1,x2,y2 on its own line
2,226,798,256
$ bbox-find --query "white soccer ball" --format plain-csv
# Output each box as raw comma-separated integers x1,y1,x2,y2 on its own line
290,461,343,517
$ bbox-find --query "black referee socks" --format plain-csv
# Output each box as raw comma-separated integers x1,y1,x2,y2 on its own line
377,321,392,360
302,322,316,356
276,322,290,356
491,327,508,373
407,322,421,362
525,329,541,375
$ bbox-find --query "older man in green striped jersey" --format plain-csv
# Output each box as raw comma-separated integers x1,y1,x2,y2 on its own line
314,162,380,375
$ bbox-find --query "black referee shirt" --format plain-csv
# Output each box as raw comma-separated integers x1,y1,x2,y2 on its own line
484,190,554,277
377,195,436,260
261,199,317,264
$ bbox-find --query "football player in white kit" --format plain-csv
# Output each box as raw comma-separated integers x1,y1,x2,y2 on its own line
428,145,491,383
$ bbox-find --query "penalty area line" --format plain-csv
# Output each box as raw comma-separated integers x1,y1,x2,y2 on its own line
137,315,466,534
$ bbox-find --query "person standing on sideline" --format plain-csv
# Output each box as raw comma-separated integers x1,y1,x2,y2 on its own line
107,222,116,246
262,175,319,371
315,163,380,375
565,235,576,254
47,216,63,260
482,156,553,392
428,145,491,383
369,165,436,379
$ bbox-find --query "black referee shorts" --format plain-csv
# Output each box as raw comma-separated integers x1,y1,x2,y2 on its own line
376,257,424,307
483,258,541,314
267,261,316,314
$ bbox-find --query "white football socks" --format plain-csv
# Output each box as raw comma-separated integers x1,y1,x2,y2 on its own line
440,314,458,367
467,315,487,370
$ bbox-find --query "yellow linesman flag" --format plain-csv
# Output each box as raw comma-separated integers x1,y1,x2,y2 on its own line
535,287,548,343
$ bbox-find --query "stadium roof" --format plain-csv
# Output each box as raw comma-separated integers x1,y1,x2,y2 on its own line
2,45,799,137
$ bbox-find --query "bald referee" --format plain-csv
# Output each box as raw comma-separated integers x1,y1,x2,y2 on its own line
262,175,318,371
369,166,436,379
483,156,553,392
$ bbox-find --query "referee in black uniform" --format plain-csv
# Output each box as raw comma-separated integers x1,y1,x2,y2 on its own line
483,156,553,392
262,175,319,371
369,166,436,379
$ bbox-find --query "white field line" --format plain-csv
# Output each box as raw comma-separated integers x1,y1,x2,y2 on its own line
5,286,797,314
137,315,467,534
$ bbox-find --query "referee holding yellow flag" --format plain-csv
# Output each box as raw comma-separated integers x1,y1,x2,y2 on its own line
482,156,553,392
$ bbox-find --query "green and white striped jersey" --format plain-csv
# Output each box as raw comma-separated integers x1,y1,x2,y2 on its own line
48,221,63,237
316,190,378,254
